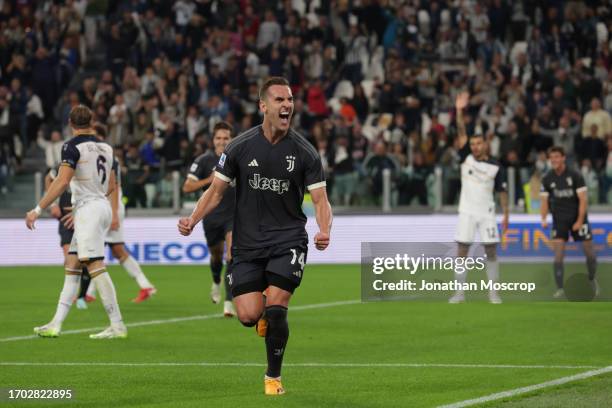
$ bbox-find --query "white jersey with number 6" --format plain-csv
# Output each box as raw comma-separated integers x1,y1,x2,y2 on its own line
61,134,114,260
60,135,114,209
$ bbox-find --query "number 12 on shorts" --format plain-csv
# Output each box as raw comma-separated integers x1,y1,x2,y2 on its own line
289,249,305,270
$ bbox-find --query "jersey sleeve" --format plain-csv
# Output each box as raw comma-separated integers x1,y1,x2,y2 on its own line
188,155,213,181
304,152,326,191
60,142,80,169
215,145,238,183
458,142,470,163
573,171,587,193
494,165,507,193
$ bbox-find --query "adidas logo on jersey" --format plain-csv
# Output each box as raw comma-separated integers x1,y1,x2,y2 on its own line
248,159,259,167
249,173,289,195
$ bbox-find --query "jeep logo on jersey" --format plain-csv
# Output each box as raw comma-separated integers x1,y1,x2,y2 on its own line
249,173,290,194
286,155,295,172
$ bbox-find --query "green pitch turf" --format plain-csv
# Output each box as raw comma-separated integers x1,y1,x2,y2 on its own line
1,264,611,407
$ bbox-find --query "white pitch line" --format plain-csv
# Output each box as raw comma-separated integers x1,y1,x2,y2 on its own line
437,365,612,408
0,300,360,343
0,362,602,370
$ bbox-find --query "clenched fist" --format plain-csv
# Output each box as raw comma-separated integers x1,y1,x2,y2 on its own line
314,231,330,251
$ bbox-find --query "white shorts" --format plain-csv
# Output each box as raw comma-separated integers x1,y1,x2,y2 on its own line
105,203,125,244
454,212,500,244
69,200,112,260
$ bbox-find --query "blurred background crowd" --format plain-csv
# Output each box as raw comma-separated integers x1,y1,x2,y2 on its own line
1,0,611,210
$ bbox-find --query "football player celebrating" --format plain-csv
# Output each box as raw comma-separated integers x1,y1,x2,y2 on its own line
178,77,332,395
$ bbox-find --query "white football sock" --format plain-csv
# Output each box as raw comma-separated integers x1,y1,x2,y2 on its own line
92,270,124,326
486,259,499,285
50,274,80,327
86,279,97,298
121,255,153,289
453,262,468,297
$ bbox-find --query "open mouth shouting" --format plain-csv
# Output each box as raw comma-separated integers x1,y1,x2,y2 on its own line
279,110,291,126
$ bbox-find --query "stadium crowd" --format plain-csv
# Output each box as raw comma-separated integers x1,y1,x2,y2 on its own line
1,0,612,208
0,0,87,194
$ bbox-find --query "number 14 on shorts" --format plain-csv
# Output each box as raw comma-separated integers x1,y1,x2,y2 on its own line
289,248,305,272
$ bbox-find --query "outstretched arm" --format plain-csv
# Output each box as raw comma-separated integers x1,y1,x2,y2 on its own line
310,187,333,250
178,174,229,236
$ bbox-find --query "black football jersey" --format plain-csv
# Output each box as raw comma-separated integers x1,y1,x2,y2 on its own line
540,167,587,221
215,125,326,250
187,150,235,223
48,167,72,217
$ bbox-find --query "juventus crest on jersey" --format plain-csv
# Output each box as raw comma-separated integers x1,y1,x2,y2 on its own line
60,135,114,208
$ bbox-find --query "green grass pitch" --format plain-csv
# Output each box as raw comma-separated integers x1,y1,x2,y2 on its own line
1,264,611,407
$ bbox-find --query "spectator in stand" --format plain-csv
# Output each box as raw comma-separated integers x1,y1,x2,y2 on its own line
124,143,149,208
580,124,608,172
3,0,610,208
37,130,64,171
582,98,612,140
364,141,400,205
307,78,329,119
604,136,612,202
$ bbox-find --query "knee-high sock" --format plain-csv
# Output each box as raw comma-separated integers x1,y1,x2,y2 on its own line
554,261,564,289
454,261,468,288
50,274,80,327
92,270,123,326
486,259,499,286
211,260,223,284
78,266,90,299
265,306,289,378
224,263,233,301
121,255,153,289
587,256,597,281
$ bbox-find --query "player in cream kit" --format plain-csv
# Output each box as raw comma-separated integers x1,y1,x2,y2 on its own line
449,92,509,304
79,123,157,304
25,105,127,339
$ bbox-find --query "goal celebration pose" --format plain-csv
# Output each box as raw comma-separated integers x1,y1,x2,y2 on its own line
178,77,332,395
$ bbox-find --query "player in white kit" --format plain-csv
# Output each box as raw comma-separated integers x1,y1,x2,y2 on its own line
78,123,156,304
25,105,127,339
449,92,509,304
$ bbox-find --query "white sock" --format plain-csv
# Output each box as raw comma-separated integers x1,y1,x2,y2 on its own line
93,271,124,326
454,261,468,295
86,279,97,298
121,256,153,289
486,259,499,284
50,274,80,327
